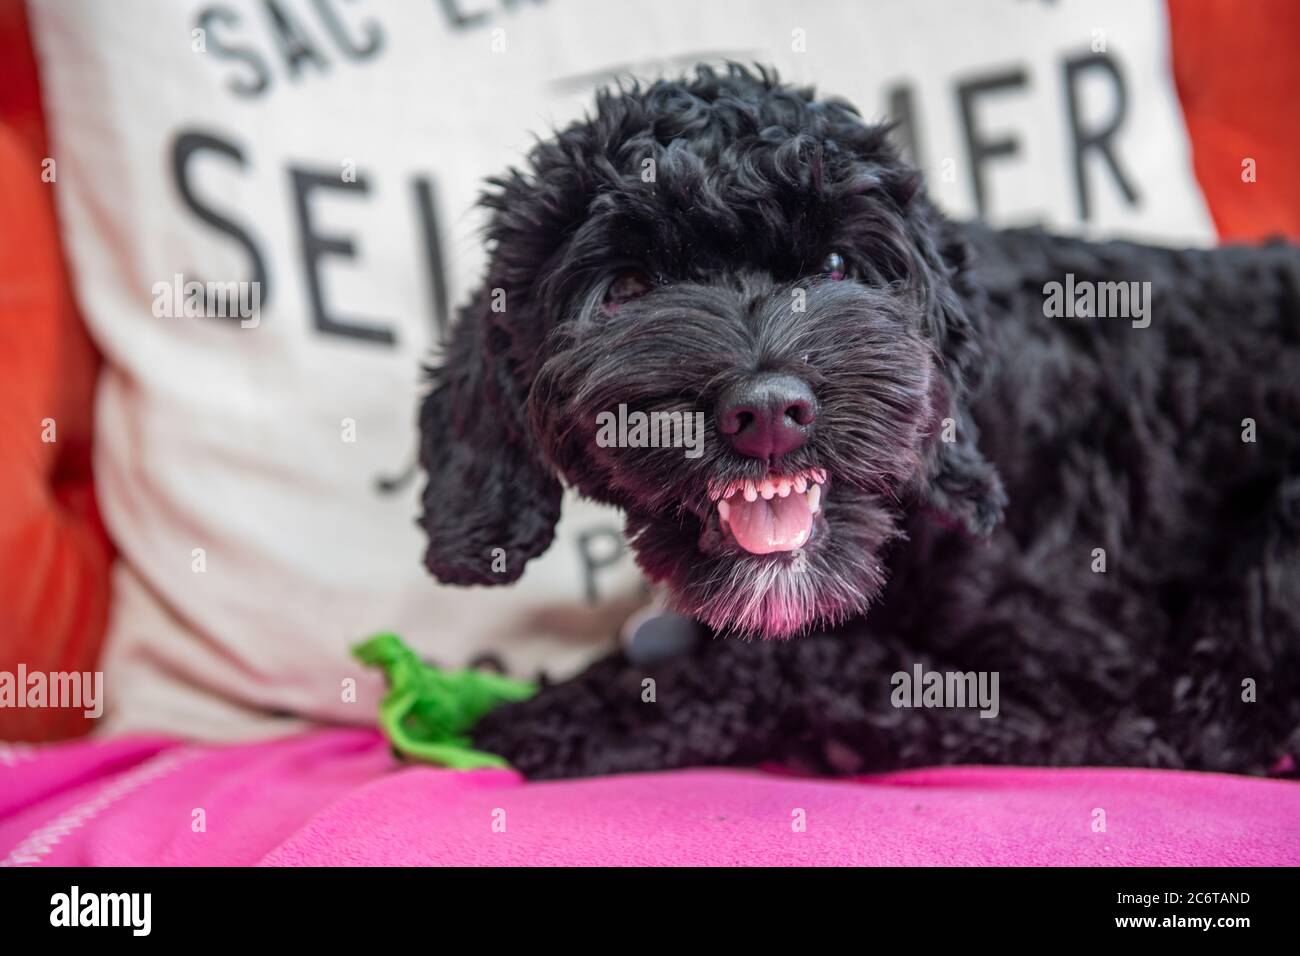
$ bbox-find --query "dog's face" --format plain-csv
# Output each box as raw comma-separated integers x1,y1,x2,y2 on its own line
420,66,1004,638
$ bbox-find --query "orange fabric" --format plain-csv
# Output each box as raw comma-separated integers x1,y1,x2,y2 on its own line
0,0,112,741
1168,0,1300,241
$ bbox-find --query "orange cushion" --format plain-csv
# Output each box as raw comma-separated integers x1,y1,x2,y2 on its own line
1169,0,1300,241
0,0,112,741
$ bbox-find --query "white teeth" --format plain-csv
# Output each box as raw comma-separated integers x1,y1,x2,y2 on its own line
711,470,825,512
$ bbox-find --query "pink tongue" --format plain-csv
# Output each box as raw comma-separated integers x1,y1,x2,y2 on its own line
725,493,814,554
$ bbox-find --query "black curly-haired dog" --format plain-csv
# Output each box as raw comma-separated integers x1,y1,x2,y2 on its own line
419,65,1300,780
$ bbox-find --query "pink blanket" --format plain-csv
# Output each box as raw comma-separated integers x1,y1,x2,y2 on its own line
2,729,1297,866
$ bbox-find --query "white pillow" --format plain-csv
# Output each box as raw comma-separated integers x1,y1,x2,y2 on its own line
27,0,1212,739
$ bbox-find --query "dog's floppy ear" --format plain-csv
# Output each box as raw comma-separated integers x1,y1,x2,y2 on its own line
906,197,1007,537
418,116,599,585
923,403,1006,536
419,286,563,586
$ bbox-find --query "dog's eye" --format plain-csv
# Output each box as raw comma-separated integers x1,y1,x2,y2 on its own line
820,252,848,280
603,270,653,310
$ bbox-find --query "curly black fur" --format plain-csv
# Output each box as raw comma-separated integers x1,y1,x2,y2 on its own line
419,64,1300,780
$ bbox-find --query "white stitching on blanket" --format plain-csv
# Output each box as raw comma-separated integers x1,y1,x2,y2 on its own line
0,748,200,866
0,743,39,768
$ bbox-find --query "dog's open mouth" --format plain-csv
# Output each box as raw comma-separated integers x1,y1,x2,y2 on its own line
706,468,826,555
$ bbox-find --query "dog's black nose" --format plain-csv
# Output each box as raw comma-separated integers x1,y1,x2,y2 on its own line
715,373,817,461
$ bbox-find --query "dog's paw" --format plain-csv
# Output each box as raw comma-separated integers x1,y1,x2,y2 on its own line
472,694,675,780
471,642,767,779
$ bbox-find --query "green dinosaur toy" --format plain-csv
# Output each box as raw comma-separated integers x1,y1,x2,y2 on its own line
352,632,536,769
